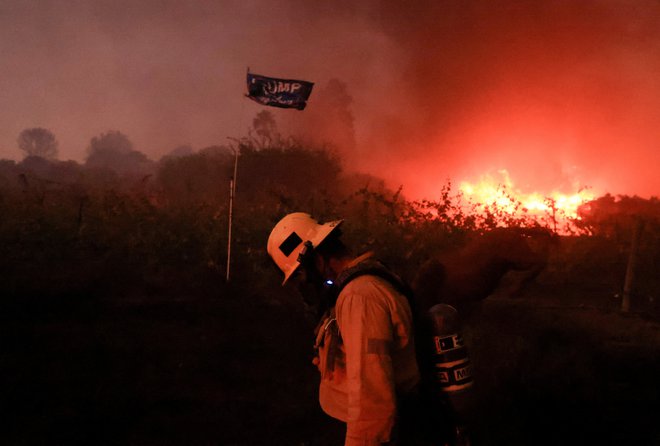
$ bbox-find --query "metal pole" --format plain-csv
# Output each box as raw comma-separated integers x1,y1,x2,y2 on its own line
226,149,238,282
622,218,644,312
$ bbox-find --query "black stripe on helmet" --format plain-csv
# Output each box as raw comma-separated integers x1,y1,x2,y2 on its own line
279,232,303,257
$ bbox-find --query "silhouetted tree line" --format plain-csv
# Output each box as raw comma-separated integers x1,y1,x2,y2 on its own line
0,122,657,304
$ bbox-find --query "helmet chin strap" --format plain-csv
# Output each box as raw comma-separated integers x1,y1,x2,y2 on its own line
297,240,314,263
295,241,336,316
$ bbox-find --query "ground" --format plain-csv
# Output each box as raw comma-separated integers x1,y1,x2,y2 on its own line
2,280,659,445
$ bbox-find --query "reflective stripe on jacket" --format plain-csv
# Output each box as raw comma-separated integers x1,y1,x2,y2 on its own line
318,272,420,446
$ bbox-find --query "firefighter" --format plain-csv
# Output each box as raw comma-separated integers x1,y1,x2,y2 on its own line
267,212,422,445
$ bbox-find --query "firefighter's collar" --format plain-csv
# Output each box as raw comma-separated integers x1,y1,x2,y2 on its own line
343,251,375,271
326,252,374,288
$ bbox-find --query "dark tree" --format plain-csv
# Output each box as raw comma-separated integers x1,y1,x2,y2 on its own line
17,127,59,160
87,130,133,160
161,144,194,161
86,130,153,175
252,110,279,146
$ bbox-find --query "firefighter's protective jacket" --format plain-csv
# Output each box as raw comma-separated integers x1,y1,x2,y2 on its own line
315,254,420,446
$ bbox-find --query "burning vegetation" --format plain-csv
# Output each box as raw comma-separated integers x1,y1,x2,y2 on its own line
1,122,658,308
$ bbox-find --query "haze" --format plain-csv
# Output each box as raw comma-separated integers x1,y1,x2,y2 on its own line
1,0,659,199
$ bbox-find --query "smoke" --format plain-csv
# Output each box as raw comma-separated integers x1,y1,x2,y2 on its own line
366,0,660,198
0,0,658,198
279,78,357,156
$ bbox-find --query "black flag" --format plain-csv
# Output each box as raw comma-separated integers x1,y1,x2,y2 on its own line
246,72,314,110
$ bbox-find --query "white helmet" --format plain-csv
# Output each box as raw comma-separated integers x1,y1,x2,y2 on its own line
267,212,343,285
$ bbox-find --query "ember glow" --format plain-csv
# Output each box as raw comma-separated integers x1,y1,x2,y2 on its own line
458,170,596,225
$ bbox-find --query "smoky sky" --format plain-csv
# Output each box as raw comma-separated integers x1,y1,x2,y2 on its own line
1,0,659,199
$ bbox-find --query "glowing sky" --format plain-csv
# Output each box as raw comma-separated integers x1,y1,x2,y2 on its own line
1,0,659,199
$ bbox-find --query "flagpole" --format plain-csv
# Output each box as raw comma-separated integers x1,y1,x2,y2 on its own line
226,147,238,282
225,68,251,284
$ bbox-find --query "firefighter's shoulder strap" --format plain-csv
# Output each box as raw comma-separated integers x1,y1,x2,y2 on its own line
330,257,426,371
331,258,418,317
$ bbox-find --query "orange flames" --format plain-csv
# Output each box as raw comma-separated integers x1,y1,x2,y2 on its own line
458,170,596,230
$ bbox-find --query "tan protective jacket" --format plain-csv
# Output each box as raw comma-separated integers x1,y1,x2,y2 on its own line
315,255,420,446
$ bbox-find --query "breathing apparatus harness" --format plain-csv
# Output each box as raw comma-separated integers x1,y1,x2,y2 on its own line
330,257,416,310
298,240,417,331
301,241,417,319
310,254,418,384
